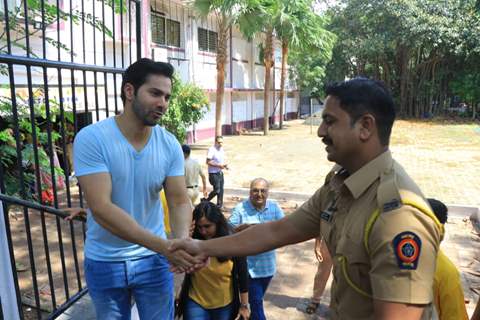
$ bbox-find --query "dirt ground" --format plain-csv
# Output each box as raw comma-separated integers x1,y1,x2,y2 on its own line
191,118,480,207
7,117,480,319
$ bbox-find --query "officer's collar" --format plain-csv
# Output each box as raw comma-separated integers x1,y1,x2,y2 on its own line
343,150,393,199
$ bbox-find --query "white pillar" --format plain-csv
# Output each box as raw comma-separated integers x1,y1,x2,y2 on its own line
0,201,21,320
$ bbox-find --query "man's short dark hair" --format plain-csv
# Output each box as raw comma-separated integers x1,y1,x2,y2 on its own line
325,77,395,146
121,58,174,103
182,144,191,156
215,136,223,142
428,198,448,225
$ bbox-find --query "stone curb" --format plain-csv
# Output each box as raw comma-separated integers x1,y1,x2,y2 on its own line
224,187,479,218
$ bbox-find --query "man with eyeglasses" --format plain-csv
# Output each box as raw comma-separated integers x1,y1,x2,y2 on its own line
228,177,285,320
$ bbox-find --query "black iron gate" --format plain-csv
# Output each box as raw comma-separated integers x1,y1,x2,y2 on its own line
0,0,141,318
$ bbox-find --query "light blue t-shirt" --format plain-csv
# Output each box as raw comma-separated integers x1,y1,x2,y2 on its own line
229,199,285,278
73,117,184,261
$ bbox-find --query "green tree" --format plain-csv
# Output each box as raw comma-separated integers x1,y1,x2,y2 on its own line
324,0,480,117
159,75,209,142
0,93,73,200
238,0,278,135
191,0,263,137
274,0,335,128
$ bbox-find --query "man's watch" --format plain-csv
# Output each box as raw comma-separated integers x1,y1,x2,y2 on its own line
240,303,249,309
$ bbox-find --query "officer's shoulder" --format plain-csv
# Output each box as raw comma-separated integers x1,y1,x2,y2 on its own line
376,161,428,214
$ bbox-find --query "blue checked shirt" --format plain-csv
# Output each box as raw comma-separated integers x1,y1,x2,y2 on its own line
229,199,285,278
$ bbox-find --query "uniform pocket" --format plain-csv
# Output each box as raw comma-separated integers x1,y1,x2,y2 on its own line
336,236,372,298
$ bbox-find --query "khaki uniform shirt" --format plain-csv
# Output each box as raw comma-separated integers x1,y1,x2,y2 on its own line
288,151,442,319
185,157,201,188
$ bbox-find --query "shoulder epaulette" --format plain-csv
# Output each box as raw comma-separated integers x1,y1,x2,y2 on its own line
377,167,403,213
366,166,444,253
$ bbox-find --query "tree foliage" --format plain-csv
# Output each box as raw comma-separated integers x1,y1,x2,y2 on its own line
0,92,73,200
159,74,209,143
273,0,335,128
191,0,264,136
323,0,480,118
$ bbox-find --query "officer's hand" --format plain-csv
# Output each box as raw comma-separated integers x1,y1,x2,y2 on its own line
168,238,209,273
164,241,206,274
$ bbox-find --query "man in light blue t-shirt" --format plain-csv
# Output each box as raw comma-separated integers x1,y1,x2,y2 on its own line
73,59,202,320
229,178,284,320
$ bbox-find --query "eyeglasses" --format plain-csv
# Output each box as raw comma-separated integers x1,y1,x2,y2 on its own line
251,188,268,194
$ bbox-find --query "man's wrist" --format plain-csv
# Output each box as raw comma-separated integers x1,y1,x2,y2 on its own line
240,303,249,309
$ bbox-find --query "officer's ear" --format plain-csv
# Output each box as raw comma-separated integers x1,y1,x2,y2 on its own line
357,114,376,142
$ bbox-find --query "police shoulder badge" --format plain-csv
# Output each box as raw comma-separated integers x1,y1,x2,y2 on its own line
392,232,421,270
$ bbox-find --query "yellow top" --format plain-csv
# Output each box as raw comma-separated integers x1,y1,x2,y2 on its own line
189,257,234,309
433,250,468,320
161,190,171,235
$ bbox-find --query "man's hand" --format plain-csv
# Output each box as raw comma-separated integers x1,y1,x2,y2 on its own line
64,207,87,221
202,188,208,198
163,244,205,273
168,238,209,273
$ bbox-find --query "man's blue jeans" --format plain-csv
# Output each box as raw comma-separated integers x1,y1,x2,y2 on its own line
184,297,233,320
84,254,174,320
248,276,273,320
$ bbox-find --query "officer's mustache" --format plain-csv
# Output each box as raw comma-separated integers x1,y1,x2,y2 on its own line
322,137,333,146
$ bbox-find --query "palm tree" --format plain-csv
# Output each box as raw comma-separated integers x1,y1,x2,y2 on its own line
274,0,334,128
191,0,262,137
238,0,278,135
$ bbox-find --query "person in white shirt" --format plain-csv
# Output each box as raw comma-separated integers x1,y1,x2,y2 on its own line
182,144,207,205
206,136,228,208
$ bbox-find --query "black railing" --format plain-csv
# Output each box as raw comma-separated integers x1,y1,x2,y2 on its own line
0,0,141,318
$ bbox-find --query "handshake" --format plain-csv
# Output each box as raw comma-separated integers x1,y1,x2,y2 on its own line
163,223,256,273
164,238,209,273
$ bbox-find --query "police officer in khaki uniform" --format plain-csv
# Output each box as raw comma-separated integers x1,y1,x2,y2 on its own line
169,78,443,319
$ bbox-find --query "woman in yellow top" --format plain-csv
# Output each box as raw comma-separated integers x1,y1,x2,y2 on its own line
428,198,468,320
177,201,250,320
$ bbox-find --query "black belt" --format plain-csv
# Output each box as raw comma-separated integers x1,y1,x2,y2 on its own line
187,185,198,188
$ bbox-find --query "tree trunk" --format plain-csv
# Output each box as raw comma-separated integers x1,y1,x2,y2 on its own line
263,28,274,136
397,45,409,116
279,40,288,129
215,16,228,137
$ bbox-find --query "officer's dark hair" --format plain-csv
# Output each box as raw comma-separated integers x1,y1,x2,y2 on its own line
215,135,223,142
121,58,174,103
182,144,191,156
324,77,395,146
427,198,448,225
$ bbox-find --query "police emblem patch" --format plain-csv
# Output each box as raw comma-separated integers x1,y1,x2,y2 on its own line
392,232,421,270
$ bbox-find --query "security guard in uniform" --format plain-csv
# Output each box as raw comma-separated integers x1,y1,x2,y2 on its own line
168,78,443,320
